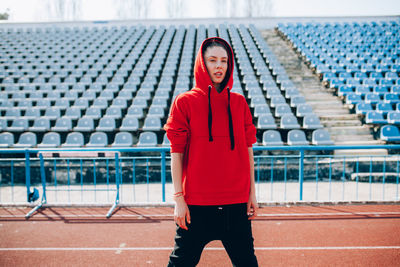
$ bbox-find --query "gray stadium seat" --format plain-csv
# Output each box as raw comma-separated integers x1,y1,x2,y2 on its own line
262,130,283,146
296,104,314,117
52,117,73,132
0,132,14,148
111,132,133,147
96,117,116,132
29,117,51,132
287,130,309,146
120,117,139,131
142,116,162,131
257,115,277,129
280,114,300,129
86,132,108,147
275,104,292,117
62,132,84,147
137,132,158,147
312,129,334,145
303,114,323,129
14,132,37,148
7,118,29,132
38,132,61,148
74,117,95,132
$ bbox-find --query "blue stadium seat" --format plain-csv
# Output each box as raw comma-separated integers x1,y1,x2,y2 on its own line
137,132,158,147
0,132,14,148
365,111,386,124
364,93,381,104
296,104,314,117
376,103,393,114
38,132,61,148
44,107,61,120
380,125,400,142
387,112,400,124
384,93,400,104
126,106,144,118
287,130,309,146
275,104,292,117
105,106,122,119
64,107,81,120
0,118,6,131
355,103,373,115
262,130,283,146
111,132,133,147
14,132,37,148
270,95,286,108
86,132,108,147
312,129,334,145
254,105,272,117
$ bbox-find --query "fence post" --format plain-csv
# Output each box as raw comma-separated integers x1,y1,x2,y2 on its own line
25,150,31,202
299,149,305,201
161,151,166,202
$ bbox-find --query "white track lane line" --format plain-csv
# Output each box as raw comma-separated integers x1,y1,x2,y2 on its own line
1,211,400,218
0,246,399,251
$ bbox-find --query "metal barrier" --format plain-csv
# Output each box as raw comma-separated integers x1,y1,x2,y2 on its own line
0,145,399,218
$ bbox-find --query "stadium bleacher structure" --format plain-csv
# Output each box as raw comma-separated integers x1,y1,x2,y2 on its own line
277,21,400,143
0,23,334,148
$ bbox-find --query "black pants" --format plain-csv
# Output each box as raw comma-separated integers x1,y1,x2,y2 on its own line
167,203,258,267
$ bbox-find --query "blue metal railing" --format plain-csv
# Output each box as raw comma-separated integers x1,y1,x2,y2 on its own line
0,145,399,218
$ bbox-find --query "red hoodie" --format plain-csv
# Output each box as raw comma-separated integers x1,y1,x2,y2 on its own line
164,37,257,206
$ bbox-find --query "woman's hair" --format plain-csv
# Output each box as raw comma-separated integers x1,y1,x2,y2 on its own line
202,39,231,90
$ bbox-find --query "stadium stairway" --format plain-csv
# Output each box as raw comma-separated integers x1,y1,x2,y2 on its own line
261,29,387,156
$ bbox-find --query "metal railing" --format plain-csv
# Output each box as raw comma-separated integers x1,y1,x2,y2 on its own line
0,145,399,218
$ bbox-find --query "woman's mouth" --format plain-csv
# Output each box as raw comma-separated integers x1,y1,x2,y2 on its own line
214,72,223,78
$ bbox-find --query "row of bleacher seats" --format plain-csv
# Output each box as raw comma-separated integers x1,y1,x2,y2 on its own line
277,21,400,142
1,23,334,146
0,128,333,148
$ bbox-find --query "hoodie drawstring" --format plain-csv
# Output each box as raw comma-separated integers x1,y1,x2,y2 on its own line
227,88,235,150
208,85,213,142
207,85,235,151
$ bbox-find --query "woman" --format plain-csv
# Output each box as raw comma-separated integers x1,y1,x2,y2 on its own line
164,36,259,267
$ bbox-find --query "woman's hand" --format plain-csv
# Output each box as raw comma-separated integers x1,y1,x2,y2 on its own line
174,197,191,230
247,192,258,220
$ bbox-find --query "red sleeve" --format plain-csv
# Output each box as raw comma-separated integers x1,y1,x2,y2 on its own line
243,97,257,147
163,95,190,153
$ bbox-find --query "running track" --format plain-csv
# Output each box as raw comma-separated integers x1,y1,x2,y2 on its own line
0,205,399,266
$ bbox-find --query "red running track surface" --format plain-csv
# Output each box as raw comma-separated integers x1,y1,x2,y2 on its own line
0,205,399,267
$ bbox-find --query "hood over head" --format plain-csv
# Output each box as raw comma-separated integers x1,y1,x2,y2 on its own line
193,37,236,150
194,37,234,94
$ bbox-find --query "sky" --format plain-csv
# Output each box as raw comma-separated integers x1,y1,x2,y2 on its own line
0,0,399,22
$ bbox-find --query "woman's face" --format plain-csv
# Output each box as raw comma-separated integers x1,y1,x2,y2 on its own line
204,46,228,87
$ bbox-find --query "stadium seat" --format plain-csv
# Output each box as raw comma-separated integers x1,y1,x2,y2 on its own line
380,125,400,142
162,133,170,147
364,93,381,104
0,118,6,131
257,115,277,129
111,132,133,147
7,118,29,132
376,103,393,114
287,130,309,146
262,130,283,146
137,132,158,147
303,114,323,129
275,104,292,117
296,104,314,117
14,132,37,148
86,132,108,147
312,129,334,145
387,112,400,124
280,114,300,129
270,95,286,108
355,103,373,115
105,107,122,119
365,111,387,124
64,107,81,120
142,116,162,131
62,132,84,147
120,117,139,131
126,106,144,118
52,117,73,132
96,117,116,132
44,107,61,120
254,105,272,117
85,107,103,119
38,132,61,148
29,117,51,132
74,117,95,132
0,132,14,148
